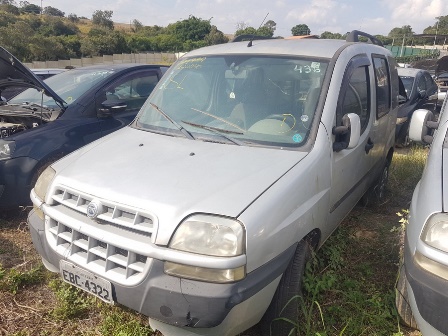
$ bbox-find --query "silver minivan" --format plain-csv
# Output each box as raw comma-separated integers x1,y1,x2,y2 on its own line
28,31,398,336
396,99,448,335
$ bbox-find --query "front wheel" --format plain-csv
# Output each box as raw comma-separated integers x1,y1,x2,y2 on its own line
260,240,312,336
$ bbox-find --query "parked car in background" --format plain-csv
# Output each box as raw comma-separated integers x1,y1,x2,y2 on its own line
395,103,448,336
0,46,168,209
1,68,66,100
396,67,438,145
29,30,398,336
435,72,448,105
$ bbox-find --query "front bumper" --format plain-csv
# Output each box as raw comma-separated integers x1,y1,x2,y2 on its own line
28,208,295,329
404,235,448,335
0,156,38,208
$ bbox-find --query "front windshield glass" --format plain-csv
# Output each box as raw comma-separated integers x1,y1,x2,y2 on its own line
9,68,115,107
136,55,329,147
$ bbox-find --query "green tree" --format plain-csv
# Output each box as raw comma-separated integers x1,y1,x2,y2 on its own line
38,16,78,36
20,2,40,14
126,35,153,52
388,25,414,39
205,25,228,45
0,3,19,14
0,20,34,60
81,28,127,56
172,15,211,42
150,34,181,52
58,34,81,57
29,35,67,60
43,6,64,17
291,24,310,36
423,15,448,35
320,31,343,39
92,9,114,30
67,13,79,23
0,11,18,27
24,14,42,30
234,26,257,37
139,25,164,37
375,35,393,45
257,26,274,37
131,19,143,33
264,20,276,35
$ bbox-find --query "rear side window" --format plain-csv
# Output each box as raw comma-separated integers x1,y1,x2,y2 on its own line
372,56,391,118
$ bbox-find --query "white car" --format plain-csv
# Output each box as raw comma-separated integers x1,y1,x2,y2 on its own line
396,97,448,335
29,31,398,336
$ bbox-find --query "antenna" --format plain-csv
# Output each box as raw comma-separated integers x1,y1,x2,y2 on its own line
248,12,269,47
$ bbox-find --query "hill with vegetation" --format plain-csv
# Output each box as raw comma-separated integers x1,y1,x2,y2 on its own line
0,1,446,63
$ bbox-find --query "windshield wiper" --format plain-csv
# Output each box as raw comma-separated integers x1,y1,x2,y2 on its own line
181,120,244,146
149,102,194,140
190,107,246,133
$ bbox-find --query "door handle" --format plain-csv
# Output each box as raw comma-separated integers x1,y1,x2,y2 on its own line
365,138,374,154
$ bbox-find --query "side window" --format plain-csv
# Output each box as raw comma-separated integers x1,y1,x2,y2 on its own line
337,66,370,134
99,70,159,112
372,56,391,118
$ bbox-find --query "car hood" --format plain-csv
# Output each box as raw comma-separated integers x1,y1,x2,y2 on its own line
0,47,65,107
52,127,308,244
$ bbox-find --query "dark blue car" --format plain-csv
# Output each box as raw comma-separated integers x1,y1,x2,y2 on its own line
396,67,438,145
0,47,168,209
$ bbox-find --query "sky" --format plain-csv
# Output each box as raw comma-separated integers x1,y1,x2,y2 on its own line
34,0,448,36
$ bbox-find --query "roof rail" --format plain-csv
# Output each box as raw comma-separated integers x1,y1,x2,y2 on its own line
346,30,383,47
230,35,277,43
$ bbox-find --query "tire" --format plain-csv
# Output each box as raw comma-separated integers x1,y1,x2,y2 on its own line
396,265,418,329
360,161,390,207
260,240,312,336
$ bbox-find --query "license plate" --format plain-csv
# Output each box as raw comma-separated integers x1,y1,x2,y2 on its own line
60,260,113,303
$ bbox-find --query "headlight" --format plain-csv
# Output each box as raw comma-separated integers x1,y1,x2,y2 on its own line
34,166,56,201
396,117,408,125
421,213,448,253
0,140,15,159
169,215,244,257
165,215,246,282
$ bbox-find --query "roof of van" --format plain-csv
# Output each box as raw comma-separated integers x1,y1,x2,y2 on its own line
184,38,388,60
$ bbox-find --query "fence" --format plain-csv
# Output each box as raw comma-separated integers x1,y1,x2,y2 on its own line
385,45,441,58
23,52,179,69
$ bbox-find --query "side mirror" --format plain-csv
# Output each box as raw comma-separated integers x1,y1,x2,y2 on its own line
398,95,407,105
332,113,361,152
409,109,437,144
418,89,427,99
97,100,127,118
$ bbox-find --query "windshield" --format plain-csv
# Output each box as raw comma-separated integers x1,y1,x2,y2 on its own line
399,76,414,96
8,68,115,107
136,55,328,147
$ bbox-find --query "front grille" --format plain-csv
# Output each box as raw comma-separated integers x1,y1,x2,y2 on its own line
46,186,158,285
52,186,155,234
48,219,148,281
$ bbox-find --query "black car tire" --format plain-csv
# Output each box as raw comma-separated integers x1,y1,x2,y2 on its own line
260,239,312,336
360,160,390,207
396,266,418,329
